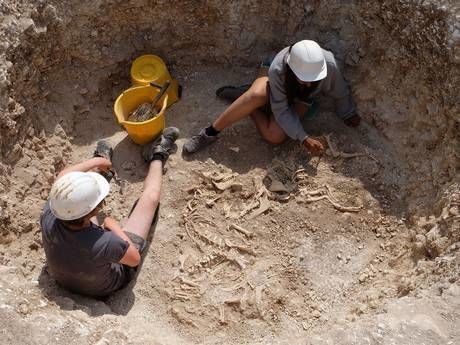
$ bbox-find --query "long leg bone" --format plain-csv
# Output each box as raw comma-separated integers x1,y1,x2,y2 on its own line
230,224,254,238
301,185,362,213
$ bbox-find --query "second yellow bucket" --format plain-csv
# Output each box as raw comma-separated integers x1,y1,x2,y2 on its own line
130,55,180,107
114,84,169,145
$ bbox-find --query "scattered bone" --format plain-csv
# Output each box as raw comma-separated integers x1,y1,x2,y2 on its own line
171,307,198,328
224,297,242,305
225,290,248,311
191,251,226,272
270,192,290,203
300,185,362,213
225,239,257,256
209,261,230,278
173,293,191,301
221,280,247,292
213,179,236,191
239,201,259,218
211,172,237,182
218,304,227,325
178,253,190,271
206,195,222,207
239,183,268,217
255,285,265,317
323,134,377,162
249,195,271,219
180,277,201,288
224,249,249,270
184,223,204,252
293,168,309,184
229,223,254,238
195,227,225,248
187,199,197,212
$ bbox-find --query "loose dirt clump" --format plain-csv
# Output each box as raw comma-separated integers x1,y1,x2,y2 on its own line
0,1,459,344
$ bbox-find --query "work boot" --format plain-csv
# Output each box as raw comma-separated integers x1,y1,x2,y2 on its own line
183,128,218,154
343,114,361,127
93,140,114,182
94,140,113,161
215,84,250,102
142,127,180,163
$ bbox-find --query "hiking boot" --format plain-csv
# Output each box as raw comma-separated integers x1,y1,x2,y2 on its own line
93,140,114,182
215,84,250,102
94,140,113,161
142,127,180,163
183,128,218,154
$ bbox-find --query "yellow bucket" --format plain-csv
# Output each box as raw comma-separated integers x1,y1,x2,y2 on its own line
130,54,180,107
114,85,169,145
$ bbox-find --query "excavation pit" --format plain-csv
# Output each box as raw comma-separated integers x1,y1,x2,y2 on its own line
0,1,459,344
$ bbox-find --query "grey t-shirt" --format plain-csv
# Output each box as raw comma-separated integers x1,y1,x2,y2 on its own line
268,46,356,142
40,201,129,297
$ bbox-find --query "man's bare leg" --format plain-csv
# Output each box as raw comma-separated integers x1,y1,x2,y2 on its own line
212,76,269,131
184,77,271,153
250,109,287,144
123,160,162,240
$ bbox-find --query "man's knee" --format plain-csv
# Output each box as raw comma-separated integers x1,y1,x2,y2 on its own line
246,83,268,106
263,130,286,145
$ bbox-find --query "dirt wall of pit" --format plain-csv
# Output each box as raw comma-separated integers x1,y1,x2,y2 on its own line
0,0,459,238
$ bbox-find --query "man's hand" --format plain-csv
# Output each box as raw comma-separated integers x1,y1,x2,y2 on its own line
303,137,325,156
103,216,120,232
92,157,112,172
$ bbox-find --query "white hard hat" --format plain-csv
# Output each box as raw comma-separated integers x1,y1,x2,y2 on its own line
286,40,327,82
49,171,110,220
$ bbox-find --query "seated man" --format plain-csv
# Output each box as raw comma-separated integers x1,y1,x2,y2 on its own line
184,40,360,156
40,127,179,297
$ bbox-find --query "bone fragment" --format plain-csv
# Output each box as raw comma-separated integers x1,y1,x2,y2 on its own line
225,239,256,256
302,188,362,213
249,195,271,219
218,305,227,325
213,179,235,191
180,277,201,288
206,195,222,207
224,249,248,270
178,254,189,271
255,285,265,317
171,307,198,328
230,224,254,238
324,134,368,159
224,297,241,305
184,223,204,252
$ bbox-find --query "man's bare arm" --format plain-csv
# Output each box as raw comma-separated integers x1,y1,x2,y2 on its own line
56,157,112,179
103,216,141,267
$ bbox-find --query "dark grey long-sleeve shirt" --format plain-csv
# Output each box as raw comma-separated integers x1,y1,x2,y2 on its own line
268,47,356,142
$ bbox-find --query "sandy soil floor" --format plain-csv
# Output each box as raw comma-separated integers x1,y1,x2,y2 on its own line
1,65,456,345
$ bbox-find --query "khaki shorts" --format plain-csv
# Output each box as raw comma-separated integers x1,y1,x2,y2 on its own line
124,231,147,254
120,231,147,287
